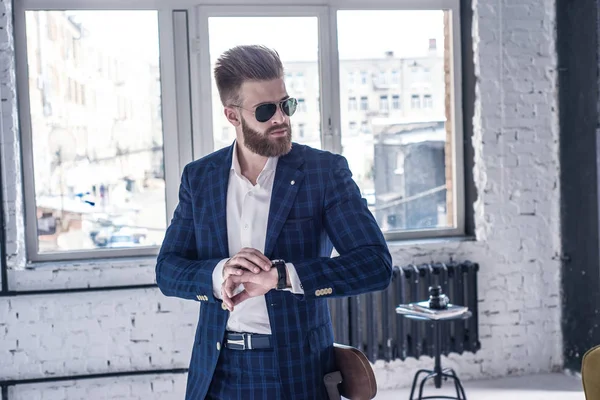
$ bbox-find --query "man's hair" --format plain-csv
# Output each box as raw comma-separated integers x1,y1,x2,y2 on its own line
214,45,284,106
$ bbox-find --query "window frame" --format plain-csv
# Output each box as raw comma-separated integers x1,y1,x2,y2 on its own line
14,1,192,262
10,0,465,268
332,1,465,240
193,4,333,157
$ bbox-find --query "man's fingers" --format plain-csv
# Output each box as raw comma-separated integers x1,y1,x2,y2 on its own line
222,279,238,299
231,290,251,307
221,289,234,312
223,296,233,311
239,249,272,271
222,265,243,280
227,257,263,273
229,272,262,285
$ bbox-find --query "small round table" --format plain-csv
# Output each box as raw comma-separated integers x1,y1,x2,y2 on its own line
400,310,472,400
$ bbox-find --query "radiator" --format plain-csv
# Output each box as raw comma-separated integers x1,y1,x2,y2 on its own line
329,261,481,363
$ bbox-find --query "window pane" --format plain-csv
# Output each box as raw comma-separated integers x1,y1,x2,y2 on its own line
338,10,453,233
25,11,166,253
208,16,321,151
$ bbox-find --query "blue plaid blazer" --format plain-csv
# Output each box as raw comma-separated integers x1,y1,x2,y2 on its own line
156,143,392,400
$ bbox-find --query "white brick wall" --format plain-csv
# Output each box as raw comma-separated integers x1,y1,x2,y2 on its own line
0,0,561,397
8,374,187,400
1,290,198,380
0,0,25,271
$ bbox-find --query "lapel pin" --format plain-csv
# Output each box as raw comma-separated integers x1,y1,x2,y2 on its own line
290,180,295,185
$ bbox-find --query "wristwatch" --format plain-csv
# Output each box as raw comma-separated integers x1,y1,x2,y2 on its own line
272,259,288,290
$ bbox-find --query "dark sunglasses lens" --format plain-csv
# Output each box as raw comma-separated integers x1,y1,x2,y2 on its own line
283,98,297,117
255,103,277,122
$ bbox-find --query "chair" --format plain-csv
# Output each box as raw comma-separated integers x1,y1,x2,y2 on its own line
324,343,377,400
582,344,600,400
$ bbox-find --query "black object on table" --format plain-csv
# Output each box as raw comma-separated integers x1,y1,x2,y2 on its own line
396,286,472,400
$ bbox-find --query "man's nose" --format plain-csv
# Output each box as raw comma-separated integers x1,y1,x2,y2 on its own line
270,105,286,124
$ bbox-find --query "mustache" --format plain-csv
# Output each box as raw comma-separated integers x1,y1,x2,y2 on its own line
266,125,290,134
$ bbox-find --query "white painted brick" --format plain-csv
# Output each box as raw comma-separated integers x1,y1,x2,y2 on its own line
8,387,43,400
0,298,9,321
62,386,89,399
0,336,17,353
151,379,174,393
40,387,66,400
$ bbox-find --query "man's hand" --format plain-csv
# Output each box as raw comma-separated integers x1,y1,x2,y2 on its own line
222,269,278,311
222,247,272,279
221,248,272,311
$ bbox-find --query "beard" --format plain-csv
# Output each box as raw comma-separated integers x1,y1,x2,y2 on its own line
241,117,292,157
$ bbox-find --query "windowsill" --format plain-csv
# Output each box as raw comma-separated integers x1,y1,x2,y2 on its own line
385,235,476,248
8,256,159,292
24,255,158,271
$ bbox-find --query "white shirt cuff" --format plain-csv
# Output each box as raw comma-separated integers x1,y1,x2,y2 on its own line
212,258,229,299
286,262,304,295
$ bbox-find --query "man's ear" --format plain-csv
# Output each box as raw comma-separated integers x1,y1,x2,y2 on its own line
224,107,241,127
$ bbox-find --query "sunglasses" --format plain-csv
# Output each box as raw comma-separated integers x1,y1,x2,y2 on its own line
233,98,298,123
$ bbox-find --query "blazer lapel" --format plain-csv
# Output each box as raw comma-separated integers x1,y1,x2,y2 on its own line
264,146,305,258
205,144,234,258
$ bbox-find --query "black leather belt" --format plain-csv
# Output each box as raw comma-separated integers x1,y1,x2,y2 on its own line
225,332,273,350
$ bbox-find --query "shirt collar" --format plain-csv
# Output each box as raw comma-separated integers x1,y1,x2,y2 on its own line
231,140,278,178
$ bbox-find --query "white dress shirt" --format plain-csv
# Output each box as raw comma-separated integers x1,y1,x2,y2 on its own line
212,142,304,334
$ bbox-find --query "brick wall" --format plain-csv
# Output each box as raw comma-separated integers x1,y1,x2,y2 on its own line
8,374,187,400
0,0,561,396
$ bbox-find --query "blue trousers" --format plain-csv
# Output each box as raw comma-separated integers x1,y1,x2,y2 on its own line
205,347,283,400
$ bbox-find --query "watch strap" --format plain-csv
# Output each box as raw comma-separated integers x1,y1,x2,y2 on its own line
273,260,287,290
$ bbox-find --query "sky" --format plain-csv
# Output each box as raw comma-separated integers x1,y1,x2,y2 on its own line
59,9,444,63
208,11,444,62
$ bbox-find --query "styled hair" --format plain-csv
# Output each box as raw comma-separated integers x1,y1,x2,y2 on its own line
214,45,284,106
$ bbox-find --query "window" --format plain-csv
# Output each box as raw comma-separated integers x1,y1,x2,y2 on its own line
361,121,369,133
360,96,369,110
423,94,433,108
14,2,464,270
348,96,357,111
391,69,400,84
378,71,387,85
298,98,306,112
411,94,421,108
284,72,293,88
296,72,305,90
338,9,462,238
379,95,389,111
20,10,168,261
360,71,367,84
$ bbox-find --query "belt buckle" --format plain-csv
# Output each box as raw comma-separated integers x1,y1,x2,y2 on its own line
228,333,252,350
227,338,245,350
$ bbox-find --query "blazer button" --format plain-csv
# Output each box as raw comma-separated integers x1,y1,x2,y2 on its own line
196,295,202,301
221,303,228,310
216,342,221,351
